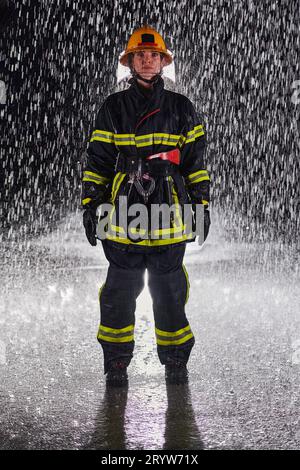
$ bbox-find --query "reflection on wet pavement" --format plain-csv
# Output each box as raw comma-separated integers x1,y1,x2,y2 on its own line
87,386,129,450
86,382,203,450
164,384,204,450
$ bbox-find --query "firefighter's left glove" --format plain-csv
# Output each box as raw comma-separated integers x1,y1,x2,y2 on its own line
203,207,211,242
192,204,211,242
83,208,98,246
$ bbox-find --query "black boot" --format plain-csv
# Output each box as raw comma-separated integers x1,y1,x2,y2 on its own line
106,360,128,387
165,362,188,385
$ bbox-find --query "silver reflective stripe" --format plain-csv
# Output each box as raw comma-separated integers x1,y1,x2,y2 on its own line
91,132,114,141
99,330,133,339
114,137,135,142
156,330,191,343
135,137,152,144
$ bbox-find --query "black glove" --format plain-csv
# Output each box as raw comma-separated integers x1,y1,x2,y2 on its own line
192,204,211,242
83,208,98,246
203,208,211,242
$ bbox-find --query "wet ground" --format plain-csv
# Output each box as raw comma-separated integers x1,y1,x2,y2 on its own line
0,214,300,450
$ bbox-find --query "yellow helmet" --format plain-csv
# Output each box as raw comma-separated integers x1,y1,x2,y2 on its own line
120,25,173,67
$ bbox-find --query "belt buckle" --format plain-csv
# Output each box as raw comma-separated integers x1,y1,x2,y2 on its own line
114,152,121,172
137,158,143,178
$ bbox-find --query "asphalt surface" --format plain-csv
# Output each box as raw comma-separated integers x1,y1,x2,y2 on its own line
0,214,299,450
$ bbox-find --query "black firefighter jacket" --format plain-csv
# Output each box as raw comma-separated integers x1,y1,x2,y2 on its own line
82,76,210,251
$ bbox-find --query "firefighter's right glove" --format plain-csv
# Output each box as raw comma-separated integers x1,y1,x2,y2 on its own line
83,208,98,246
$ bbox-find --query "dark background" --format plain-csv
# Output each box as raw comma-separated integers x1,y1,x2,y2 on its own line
0,0,299,242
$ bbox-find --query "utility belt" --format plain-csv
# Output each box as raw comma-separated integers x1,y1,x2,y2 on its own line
115,148,179,174
114,149,188,205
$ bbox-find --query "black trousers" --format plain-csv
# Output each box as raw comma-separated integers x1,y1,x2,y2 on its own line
98,241,195,373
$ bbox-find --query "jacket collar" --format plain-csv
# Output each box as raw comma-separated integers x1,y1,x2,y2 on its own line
128,75,164,100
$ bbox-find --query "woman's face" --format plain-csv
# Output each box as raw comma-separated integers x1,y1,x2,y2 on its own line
132,50,165,80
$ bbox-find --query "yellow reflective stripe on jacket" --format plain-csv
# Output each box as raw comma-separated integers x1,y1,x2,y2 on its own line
82,197,92,206
150,225,187,236
155,325,194,346
90,127,204,147
110,224,126,234
97,323,134,343
107,173,127,235
186,169,210,185
114,134,136,146
135,133,180,148
104,232,194,246
111,172,126,203
90,130,183,148
83,171,110,185
188,169,208,180
90,129,114,143
110,224,186,238
129,227,147,235
109,225,187,238
187,124,204,136
185,124,205,143
189,175,210,184
82,177,109,185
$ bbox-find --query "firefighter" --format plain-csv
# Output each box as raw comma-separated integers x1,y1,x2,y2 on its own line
82,25,210,386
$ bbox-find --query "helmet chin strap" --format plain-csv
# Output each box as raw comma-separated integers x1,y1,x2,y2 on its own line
131,68,162,85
